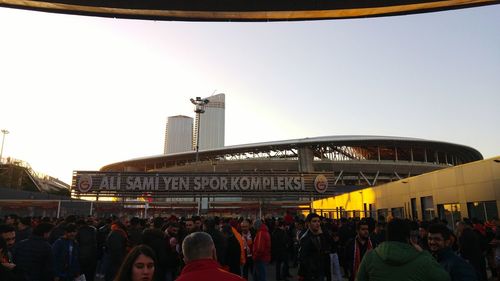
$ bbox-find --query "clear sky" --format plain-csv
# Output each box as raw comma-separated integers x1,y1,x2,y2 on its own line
0,5,499,185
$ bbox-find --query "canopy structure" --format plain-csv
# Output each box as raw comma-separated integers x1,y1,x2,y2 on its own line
0,0,498,21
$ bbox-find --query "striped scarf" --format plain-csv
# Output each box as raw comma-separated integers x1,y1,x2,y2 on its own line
352,236,372,281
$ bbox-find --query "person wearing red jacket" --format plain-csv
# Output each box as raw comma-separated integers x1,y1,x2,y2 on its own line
176,231,245,281
253,219,271,281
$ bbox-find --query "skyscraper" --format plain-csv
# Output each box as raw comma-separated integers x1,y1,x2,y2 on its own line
194,93,225,151
164,115,193,154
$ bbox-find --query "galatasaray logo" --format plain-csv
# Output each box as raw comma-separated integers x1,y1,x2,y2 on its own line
314,174,328,193
77,174,93,193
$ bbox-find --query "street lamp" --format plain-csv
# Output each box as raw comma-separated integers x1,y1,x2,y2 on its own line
190,97,210,164
0,129,9,164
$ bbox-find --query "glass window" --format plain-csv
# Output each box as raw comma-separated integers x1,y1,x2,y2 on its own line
467,201,498,221
437,203,461,230
411,198,418,220
377,209,388,222
421,196,435,221
391,207,404,218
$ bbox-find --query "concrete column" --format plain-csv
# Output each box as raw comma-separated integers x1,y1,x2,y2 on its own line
298,147,314,173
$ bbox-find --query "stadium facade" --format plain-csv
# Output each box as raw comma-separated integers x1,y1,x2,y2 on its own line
71,135,484,217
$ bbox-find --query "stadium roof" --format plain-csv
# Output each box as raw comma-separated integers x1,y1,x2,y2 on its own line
1,0,499,21
100,135,483,172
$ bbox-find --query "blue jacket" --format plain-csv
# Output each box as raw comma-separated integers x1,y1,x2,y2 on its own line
52,238,80,279
435,247,478,281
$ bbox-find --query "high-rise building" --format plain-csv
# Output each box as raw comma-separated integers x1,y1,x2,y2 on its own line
164,115,193,154
194,93,225,151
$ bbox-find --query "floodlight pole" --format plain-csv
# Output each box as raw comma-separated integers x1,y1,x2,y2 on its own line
190,97,209,165
0,129,10,164
190,97,209,216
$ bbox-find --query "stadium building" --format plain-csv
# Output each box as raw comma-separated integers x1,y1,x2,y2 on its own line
72,135,494,218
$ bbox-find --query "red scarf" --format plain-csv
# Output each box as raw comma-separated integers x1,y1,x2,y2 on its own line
353,236,372,281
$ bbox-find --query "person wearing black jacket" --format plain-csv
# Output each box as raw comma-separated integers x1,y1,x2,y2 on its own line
13,223,54,281
76,219,97,281
222,224,242,276
457,220,487,281
1,236,25,281
203,217,227,266
272,220,291,281
143,217,168,281
298,213,332,281
104,217,129,281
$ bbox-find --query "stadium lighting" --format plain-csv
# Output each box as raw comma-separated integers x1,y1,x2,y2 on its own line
190,97,210,164
0,129,10,164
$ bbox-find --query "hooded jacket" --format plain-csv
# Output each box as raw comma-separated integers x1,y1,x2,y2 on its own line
253,223,271,262
356,241,450,281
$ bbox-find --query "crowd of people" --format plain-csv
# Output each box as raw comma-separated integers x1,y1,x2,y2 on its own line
1,212,500,281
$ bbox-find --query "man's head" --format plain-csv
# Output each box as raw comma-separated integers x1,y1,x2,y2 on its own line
306,213,321,233
130,217,141,228
153,217,164,229
182,232,216,263
386,219,411,243
357,219,370,240
0,224,16,249
18,217,31,230
192,216,202,230
5,214,18,226
166,222,179,237
33,223,54,240
63,223,78,240
119,215,130,228
240,219,251,234
185,218,197,233
419,222,429,239
427,223,451,253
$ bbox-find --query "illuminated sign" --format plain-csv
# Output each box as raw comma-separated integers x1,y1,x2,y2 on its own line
72,171,342,195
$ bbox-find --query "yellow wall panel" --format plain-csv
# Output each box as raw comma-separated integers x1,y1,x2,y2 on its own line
310,157,500,220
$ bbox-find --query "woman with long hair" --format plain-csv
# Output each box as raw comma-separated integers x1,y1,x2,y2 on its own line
113,245,157,281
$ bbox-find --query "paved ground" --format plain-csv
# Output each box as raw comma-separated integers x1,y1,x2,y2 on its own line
262,262,348,281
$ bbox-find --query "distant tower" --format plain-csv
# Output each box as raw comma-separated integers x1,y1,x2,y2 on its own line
194,93,225,150
164,115,193,154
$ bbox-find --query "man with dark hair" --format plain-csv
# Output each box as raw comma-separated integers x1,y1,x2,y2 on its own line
76,219,97,281
127,217,143,247
176,232,245,281
165,221,182,281
185,218,198,234
356,219,450,281
53,223,80,281
456,220,486,281
0,224,24,280
14,222,55,281
345,219,374,281
298,213,332,281
5,214,19,227
0,224,16,261
192,216,202,232
428,223,477,281
418,221,430,251
272,219,290,281
103,215,129,281
143,216,168,281
17,217,32,242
